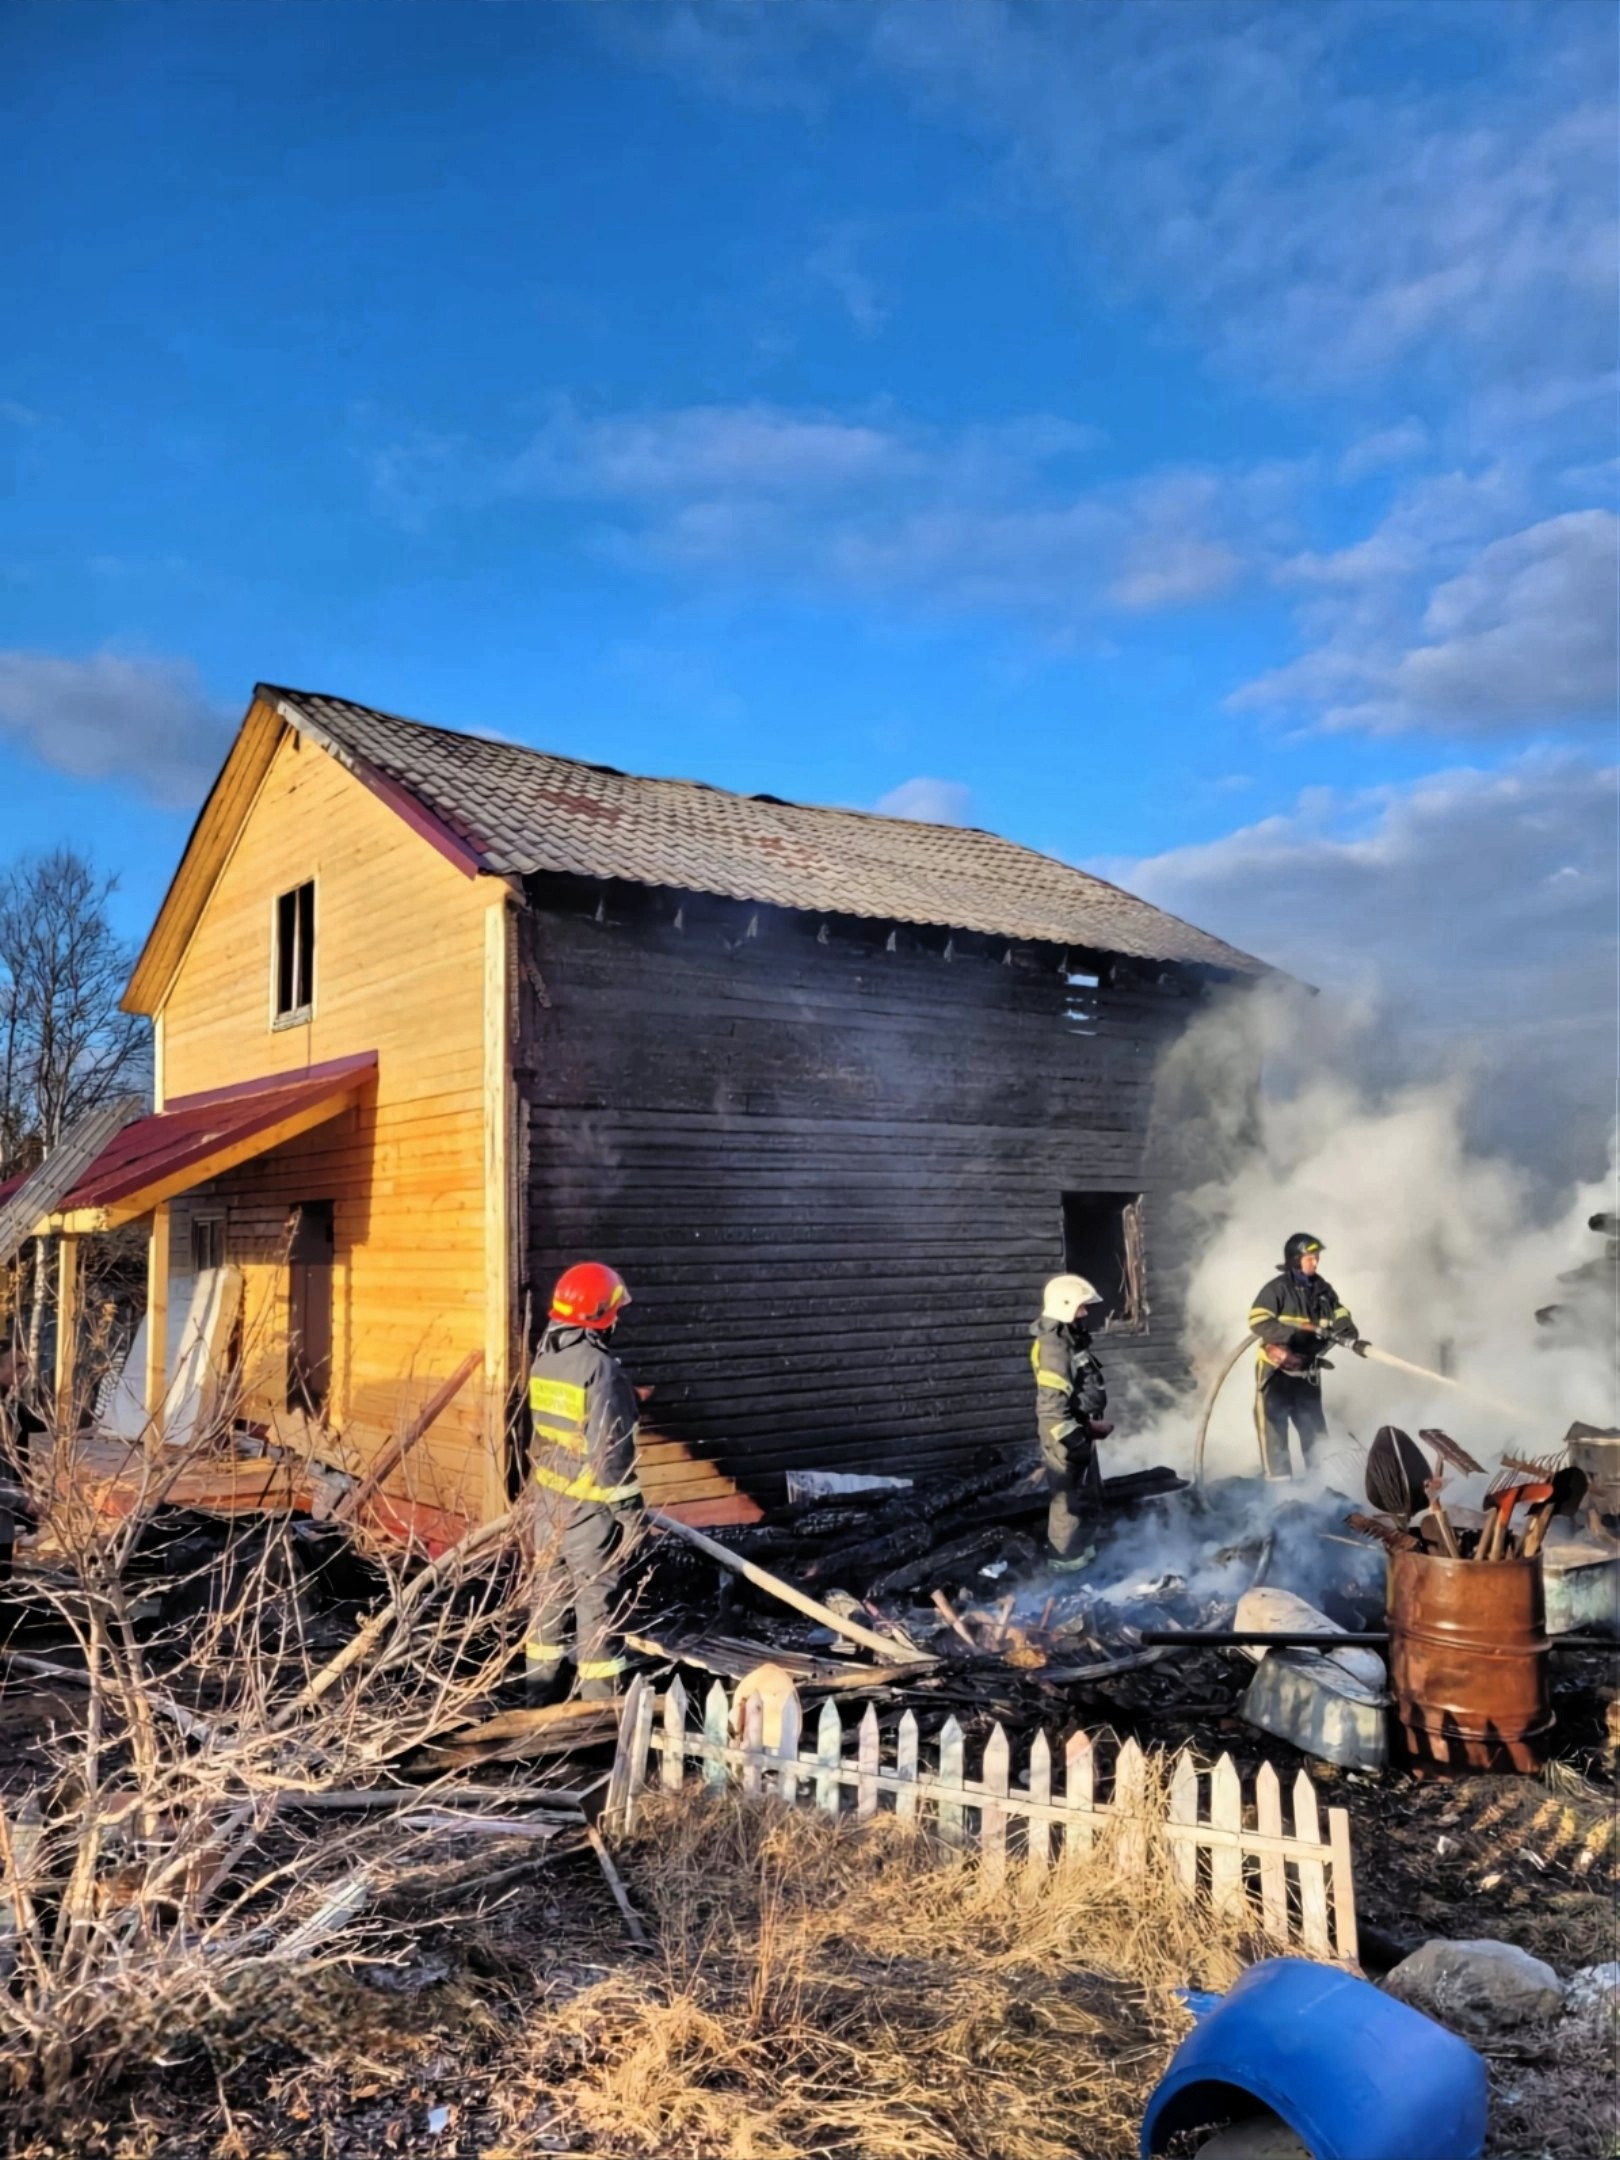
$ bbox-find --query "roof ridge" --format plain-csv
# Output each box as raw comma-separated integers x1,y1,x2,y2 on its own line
256,682,1270,976
262,683,998,839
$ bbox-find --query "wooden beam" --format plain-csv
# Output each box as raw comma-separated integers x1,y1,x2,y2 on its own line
53,1235,79,1440
483,888,515,1525
331,1349,483,1527
144,1204,170,1443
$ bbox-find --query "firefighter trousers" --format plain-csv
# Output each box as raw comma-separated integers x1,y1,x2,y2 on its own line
1041,1431,1102,1560
526,1497,636,1701
1254,1367,1328,1481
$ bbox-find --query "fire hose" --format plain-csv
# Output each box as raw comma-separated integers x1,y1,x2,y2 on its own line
1192,1336,1544,1489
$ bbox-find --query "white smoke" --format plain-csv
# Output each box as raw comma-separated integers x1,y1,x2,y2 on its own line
1124,981,1618,1495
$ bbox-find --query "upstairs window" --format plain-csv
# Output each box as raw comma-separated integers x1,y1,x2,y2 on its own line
1061,1190,1146,1332
273,880,315,1025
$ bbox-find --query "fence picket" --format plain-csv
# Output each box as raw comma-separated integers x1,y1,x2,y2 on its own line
856,1705,881,1822
815,1700,843,1817
937,1718,966,1848
1063,1730,1095,1858
895,1710,920,1824
1025,1731,1052,1882
604,1675,646,1831
1208,1755,1244,1918
1254,1762,1288,1945
1327,1805,1359,1966
1114,1738,1147,1879
979,1723,1011,1888
702,1683,728,1791
1292,1769,1330,1955
776,1685,803,1806
626,1676,657,1830
741,1690,765,1800
661,1674,689,1794
1166,1752,1199,1897
633,1666,1354,1966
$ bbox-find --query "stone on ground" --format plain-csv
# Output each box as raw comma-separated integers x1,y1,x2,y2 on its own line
1382,1938,1563,2037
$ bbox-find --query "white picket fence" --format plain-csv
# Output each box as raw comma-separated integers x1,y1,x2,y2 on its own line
607,1672,1358,1964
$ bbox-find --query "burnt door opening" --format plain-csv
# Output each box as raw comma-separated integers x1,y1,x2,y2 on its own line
1061,1190,1145,1332
287,1201,334,1416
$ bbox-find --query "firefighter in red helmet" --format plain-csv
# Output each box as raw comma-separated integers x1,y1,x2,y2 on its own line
525,1262,642,1701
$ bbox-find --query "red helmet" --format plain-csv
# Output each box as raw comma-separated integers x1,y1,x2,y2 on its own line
549,1261,631,1330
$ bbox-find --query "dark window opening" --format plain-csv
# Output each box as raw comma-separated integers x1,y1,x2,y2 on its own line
287,1201,334,1416
274,880,315,1024
1061,1190,1146,1332
191,1213,225,1273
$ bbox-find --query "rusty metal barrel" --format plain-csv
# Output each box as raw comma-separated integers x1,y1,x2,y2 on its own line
1388,1548,1552,1773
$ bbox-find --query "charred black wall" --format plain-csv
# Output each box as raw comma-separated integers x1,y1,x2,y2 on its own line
518,877,1231,1506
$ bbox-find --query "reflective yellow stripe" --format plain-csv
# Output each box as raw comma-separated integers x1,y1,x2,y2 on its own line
534,1418,588,1456
577,1656,626,1681
1248,1307,1273,1323
1333,1306,1350,1320
533,1462,642,1506
1036,1370,1071,1391
1050,1417,1082,1441
525,1639,565,1660
531,1377,587,1418
1270,1313,1317,1326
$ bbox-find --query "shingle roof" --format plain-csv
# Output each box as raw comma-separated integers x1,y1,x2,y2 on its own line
262,685,1268,976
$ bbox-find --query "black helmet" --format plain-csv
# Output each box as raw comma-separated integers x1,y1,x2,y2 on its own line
1284,1232,1325,1267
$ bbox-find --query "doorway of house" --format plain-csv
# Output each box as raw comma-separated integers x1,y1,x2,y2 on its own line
287,1201,334,1418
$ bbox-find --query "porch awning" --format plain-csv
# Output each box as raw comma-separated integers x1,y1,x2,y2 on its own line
35,1051,377,1233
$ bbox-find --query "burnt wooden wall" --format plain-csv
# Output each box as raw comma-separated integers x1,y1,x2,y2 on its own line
518,877,1231,1508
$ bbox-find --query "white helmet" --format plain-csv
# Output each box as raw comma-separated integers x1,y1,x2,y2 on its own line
1043,1274,1103,1323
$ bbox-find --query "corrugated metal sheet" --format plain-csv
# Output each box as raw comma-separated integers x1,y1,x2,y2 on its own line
0,1096,147,1266
263,683,1268,976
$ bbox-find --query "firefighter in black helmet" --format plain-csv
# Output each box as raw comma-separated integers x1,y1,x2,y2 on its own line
1248,1233,1366,1480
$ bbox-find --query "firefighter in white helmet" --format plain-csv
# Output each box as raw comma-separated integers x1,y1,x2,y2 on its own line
1032,1274,1111,1566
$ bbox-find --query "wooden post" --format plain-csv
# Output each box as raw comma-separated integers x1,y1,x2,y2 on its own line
53,1235,79,1440
702,1683,728,1791
144,1203,170,1446
1167,1752,1200,1897
814,1699,842,1817
937,1717,965,1848
661,1675,688,1795
856,1704,880,1822
1026,1730,1052,1883
1292,1769,1331,1956
895,1710,920,1826
1064,1730,1095,1858
776,1684,802,1807
1254,1762,1289,1945
1114,1739,1147,1880
979,1722,1010,1890
1208,1754,1244,1918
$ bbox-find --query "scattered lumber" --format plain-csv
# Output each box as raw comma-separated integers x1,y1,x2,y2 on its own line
623,1627,927,1689
406,1699,623,1772
649,1510,932,1664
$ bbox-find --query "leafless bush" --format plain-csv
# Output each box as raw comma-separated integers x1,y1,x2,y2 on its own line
0,1405,576,2119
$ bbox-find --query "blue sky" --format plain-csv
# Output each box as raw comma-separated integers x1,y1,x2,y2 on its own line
1,1,1615,1169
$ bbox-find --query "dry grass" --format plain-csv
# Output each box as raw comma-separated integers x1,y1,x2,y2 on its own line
492,1789,1249,2160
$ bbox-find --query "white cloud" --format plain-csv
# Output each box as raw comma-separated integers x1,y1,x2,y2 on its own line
0,649,229,806
484,400,1258,632
1113,750,1618,1178
1338,420,1430,482
873,776,973,824
862,2,1617,403
805,226,888,334
1242,503,1618,735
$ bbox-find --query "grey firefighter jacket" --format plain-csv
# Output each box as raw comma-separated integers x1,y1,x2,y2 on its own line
528,1325,642,1512
1030,1319,1107,1460
1247,1271,1355,1378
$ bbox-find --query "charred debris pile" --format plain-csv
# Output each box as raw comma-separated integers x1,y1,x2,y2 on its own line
632,1455,1387,1729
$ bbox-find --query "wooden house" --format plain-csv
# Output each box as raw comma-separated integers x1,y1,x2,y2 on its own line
31,685,1268,1544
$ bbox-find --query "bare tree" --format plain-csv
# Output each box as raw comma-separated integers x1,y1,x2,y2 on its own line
0,850,150,1378
0,849,148,1174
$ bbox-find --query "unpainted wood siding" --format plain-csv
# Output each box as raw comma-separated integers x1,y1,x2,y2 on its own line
157,720,508,1525
521,882,1223,1510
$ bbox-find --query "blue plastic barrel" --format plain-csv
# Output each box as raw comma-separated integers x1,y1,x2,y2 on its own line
1140,1958,1488,2160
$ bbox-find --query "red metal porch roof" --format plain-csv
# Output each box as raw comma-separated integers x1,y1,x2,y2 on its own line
48,1052,377,1225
